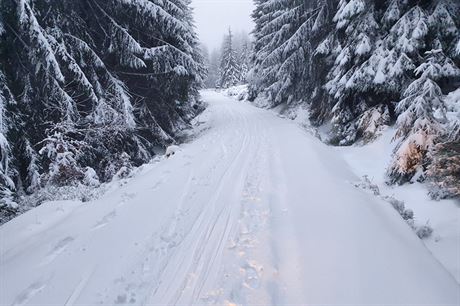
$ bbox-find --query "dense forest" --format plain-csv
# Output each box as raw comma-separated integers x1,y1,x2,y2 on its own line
0,0,205,221
203,29,251,89
2,0,460,222
248,0,460,198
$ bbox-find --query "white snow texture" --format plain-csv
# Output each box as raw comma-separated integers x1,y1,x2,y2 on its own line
0,91,458,305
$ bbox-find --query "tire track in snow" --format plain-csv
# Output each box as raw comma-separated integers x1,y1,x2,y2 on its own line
105,167,198,305
208,114,276,306
157,105,255,305
103,103,253,305
39,236,75,266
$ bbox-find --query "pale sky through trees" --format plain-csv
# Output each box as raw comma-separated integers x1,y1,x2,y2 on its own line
191,0,255,50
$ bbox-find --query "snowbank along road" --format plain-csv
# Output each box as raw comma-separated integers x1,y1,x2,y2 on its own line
1,90,459,306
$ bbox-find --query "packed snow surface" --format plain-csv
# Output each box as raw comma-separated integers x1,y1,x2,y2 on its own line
1,91,459,305
338,128,460,284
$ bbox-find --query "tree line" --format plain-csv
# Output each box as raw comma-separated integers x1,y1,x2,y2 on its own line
203,29,251,89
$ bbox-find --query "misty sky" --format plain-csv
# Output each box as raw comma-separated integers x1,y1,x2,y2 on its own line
191,0,255,51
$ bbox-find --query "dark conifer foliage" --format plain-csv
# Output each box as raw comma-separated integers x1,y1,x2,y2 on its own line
0,0,204,216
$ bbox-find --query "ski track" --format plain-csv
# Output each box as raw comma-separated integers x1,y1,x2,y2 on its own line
1,90,459,306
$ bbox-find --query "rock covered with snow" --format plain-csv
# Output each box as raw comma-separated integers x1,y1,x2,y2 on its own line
165,145,180,158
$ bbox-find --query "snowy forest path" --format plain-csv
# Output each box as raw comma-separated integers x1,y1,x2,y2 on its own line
1,91,459,306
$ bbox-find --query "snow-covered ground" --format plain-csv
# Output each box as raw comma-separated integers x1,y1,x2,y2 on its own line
1,90,459,305
222,84,249,101
338,128,460,285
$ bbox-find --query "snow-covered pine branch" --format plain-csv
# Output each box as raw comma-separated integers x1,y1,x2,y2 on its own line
0,0,204,218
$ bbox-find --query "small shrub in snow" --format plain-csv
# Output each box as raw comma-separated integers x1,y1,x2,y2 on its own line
401,209,414,221
0,188,20,224
416,223,434,239
19,183,106,210
83,167,100,187
354,176,431,239
39,125,86,187
353,175,380,195
381,195,415,221
104,152,133,181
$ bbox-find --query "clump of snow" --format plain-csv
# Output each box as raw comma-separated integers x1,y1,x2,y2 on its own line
165,145,180,158
223,85,249,101
333,0,365,29
83,167,100,187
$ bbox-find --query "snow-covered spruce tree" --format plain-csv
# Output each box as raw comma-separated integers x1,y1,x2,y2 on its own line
387,49,460,184
0,0,204,214
0,69,18,218
249,0,323,106
0,16,19,219
247,0,271,100
383,1,460,184
238,40,250,84
204,48,221,88
325,0,385,145
325,0,459,146
219,29,240,89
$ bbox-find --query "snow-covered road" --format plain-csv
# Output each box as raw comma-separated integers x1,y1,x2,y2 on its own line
1,91,459,305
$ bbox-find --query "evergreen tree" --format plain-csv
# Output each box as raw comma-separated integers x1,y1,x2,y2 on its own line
203,47,221,88
326,0,381,144
0,70,17,216
249,0,314,105
238,40,250,84
388,49,460,183
219,29,240,88
0,0,204,218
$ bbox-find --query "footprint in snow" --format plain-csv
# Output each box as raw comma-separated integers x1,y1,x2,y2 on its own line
110,276,139,305
40,236,75,266
12,281,47,306
151,180,163,190
118,192,137,207
92,211,117,230
114,289,137,304
242,261,263,289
